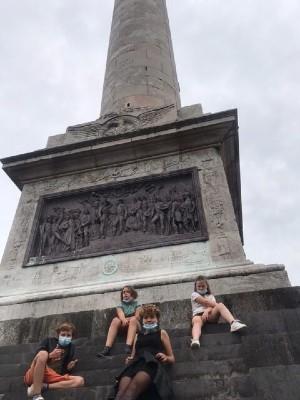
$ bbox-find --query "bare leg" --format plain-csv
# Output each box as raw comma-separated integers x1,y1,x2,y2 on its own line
192,315,204,340
126,317,138,346
106,317,122,347
115,377,132,400
31,351,48,395
207,303,234,324
121,371,152,400
49,375,84,389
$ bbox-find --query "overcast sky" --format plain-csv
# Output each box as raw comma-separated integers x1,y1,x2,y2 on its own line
0,0,299,285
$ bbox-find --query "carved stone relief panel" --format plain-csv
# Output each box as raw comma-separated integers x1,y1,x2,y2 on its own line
25,168,208,266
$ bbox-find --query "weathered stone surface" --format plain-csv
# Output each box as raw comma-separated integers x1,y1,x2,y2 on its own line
0,139,246,306
100,0,181,115
0,264,290,322
0,287,300,400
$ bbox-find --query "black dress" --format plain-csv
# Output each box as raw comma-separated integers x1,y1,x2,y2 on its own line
115,329,173,400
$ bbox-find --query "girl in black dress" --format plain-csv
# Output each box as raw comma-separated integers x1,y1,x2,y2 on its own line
114,304,175,400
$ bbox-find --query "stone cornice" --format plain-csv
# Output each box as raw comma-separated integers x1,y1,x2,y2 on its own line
1,109,243,240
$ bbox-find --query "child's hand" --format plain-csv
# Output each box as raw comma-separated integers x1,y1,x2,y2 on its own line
155,352,169,363
49,346,64,361
202,310,210,322
67,359,78,370
121,318,128,327
125,356,134,365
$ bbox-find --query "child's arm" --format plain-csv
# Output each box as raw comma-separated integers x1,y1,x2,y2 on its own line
126,334,137,364
116,307,128,326
156,330,175,364
135,306,142,319
194,294,216,308
66,343,78,371
67,359,78,371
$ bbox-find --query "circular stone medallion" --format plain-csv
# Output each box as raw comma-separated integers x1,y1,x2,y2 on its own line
103,258,119,275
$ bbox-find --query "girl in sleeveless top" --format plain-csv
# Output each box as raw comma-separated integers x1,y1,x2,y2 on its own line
113,304,175,400
97,286,141,357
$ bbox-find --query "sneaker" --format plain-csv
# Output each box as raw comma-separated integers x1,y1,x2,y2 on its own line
27,385,34,397
124,344,132,355
27,384,48,397
32,395,45,400
230,320,247,332
96,346,111,357
190,339,200,349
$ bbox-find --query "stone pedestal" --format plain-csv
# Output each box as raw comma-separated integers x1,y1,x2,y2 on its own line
0,108,290,322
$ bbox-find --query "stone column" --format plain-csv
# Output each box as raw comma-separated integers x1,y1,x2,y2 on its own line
100,0,181,116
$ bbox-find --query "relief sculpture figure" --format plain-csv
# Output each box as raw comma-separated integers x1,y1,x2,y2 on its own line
32,171,207,263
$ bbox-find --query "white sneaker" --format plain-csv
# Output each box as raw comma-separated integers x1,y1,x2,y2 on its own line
27,385,34,397
230,320,247,332
32,395,45,400
191,339,200,349
27,383,48,400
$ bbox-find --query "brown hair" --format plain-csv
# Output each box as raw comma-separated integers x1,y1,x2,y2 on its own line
140,304,160,320
120,286,138,301
56,322,76,336
194,275,211,294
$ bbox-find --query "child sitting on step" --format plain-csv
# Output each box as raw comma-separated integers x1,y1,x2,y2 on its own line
191,276,247,349
24,322,84,400
112,304,175,400
97,286,141,357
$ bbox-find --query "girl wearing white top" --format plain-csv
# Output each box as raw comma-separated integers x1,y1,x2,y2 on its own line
191,276,247,348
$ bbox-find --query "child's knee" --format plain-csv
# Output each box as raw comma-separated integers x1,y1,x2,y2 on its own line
77,376,85,387
72,376,84,387
111,317,122,326
35,350,48,363
129,316,137,325
192,316,202,325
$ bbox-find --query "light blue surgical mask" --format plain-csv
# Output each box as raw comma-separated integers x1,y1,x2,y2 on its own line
122,298,133,303
197,289,207,295
143,322,158,331
58,335,72,347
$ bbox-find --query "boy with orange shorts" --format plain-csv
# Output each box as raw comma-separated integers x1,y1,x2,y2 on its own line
24,322,84,400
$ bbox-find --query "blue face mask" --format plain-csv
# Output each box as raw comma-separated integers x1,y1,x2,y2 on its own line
143,322,158,331
197,289,207,295
58,335,72,347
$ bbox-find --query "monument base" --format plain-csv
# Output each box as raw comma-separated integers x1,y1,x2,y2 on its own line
0,263,290,338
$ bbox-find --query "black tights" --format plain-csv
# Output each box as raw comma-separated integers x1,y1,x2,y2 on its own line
115,371,152,400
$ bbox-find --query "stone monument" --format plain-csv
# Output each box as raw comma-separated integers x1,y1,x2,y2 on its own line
0,0,290,331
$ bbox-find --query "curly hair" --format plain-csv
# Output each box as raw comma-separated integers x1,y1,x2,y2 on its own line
140,304,160,320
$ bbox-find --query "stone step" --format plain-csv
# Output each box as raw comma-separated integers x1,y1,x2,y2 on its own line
79,358,247,387
0,355,247,385
2,304,300,355
174,374,254,399
0,373,255,400
0,324,230,354
0,330,243,365
2,342,242,377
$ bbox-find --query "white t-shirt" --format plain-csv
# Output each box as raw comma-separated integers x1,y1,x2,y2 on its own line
191,292,216,316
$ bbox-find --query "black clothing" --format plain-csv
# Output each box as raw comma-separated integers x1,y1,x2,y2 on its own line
116,330,173,400
135,328,164,356
37,337,76,375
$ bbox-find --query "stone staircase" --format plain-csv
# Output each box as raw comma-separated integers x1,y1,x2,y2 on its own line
0,287,300,400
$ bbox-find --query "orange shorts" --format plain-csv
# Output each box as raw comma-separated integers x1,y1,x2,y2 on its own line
24,363,71,386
